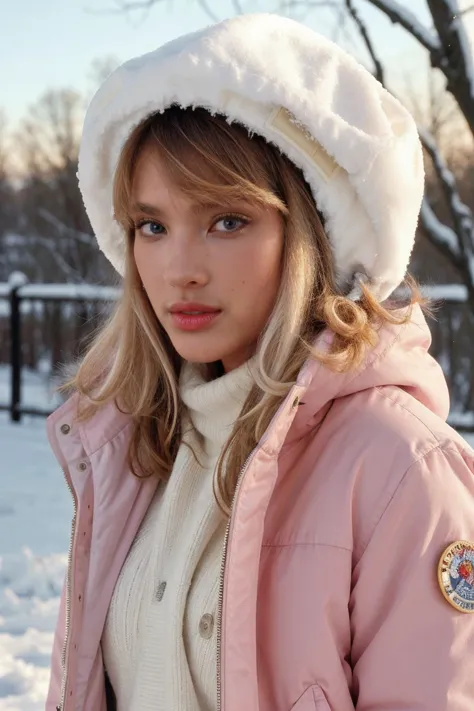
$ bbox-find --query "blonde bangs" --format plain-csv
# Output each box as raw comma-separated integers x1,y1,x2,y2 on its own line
113,107,289,236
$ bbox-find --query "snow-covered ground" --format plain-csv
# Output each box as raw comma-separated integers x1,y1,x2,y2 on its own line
0,370,70,711
0,368,473,710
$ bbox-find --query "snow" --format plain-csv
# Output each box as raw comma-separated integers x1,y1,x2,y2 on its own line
0,302,41,318
3,235,29,248
0,282,120,302
0,371,70,711
420,200,462,256
20,284,120,301
422,283,468,301
448,410,474,429
419,129,471,220
0,369,472,710
0,282,120,318
418,126,474,286
7,274,28,290
0,366,63,415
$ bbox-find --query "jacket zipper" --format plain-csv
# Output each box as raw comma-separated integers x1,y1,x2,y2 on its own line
215,389,301,710
216,450,254,711
57,466,78,711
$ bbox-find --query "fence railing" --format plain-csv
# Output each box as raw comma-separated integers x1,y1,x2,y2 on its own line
0,274,119,421
0,275,473,432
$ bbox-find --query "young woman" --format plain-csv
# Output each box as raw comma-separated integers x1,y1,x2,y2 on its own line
46,12,474,711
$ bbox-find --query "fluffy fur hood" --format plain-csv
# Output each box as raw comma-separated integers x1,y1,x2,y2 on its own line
78,12,424,301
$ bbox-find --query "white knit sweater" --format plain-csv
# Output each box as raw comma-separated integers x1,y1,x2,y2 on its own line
101,359,254,711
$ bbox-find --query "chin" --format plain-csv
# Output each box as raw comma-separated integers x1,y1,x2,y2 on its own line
169,335,231,365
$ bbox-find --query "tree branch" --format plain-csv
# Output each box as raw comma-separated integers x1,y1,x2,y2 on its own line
345,0,385,84
364,0,474,136
362,0,441,54
28,236,85,284
38,209,95,248
419,125,474,287
426,0,474,129
420,198,462,263
349,0,474,298
419,200,474,308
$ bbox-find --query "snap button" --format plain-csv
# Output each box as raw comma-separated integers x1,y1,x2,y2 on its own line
60,423,71,435
199,613,214,639
155,581,167,601
78,461,88,472
292,396,299,408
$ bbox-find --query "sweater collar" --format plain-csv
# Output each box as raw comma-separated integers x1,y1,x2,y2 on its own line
179,359,255,458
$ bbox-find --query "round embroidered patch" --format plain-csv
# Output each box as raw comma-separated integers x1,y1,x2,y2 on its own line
438,541,474,613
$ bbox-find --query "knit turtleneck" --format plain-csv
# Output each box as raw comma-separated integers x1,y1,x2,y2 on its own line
180,358,255,457
102,359,254,711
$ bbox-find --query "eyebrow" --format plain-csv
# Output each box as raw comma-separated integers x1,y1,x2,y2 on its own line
130,202,165,219
130,200,229,218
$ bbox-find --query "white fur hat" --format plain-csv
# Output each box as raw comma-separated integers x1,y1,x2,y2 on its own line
78,12,424,301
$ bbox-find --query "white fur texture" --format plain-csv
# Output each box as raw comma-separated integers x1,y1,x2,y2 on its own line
78,13,424,300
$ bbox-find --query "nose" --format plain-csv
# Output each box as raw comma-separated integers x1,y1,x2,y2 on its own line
164,236,210,289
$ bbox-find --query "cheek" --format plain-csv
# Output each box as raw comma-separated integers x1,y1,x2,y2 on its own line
236,220,281,266
134,241,159,292
243,234,283,292
220,234,282,321
133,239,144,278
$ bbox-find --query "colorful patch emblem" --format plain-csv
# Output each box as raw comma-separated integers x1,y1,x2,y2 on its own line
438,541,474,613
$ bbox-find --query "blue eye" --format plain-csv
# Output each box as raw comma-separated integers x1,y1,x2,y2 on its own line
136,220,165,237
213,215,248,233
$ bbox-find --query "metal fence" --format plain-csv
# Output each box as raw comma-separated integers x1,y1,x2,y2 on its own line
0,275,473,432
0,275,119,421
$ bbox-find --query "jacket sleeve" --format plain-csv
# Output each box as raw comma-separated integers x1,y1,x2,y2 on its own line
350,444,474,710
45,572,67,710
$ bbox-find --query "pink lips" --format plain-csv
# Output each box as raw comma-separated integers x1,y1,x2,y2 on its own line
169,302,222,331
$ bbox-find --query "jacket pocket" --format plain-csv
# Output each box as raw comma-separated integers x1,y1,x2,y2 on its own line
291,684,331,710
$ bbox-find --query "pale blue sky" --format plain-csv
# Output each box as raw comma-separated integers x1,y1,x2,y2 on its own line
0,0,445,125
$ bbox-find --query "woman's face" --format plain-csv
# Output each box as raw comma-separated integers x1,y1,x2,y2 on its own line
131,149,284,372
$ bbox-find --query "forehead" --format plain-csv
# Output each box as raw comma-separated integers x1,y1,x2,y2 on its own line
133,134,239,186
132,148,176,192
129,139,264,215
130,156,247,220
130,153,199,218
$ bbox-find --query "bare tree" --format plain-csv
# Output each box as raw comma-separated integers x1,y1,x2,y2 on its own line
343,0,474,310
339,0,474,412
0,111,19,279
15,89,112,284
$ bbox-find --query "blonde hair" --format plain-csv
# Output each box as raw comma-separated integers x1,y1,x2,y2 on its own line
69,105,421,514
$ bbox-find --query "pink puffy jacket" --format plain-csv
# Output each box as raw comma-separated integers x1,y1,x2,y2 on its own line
46,306,474,711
